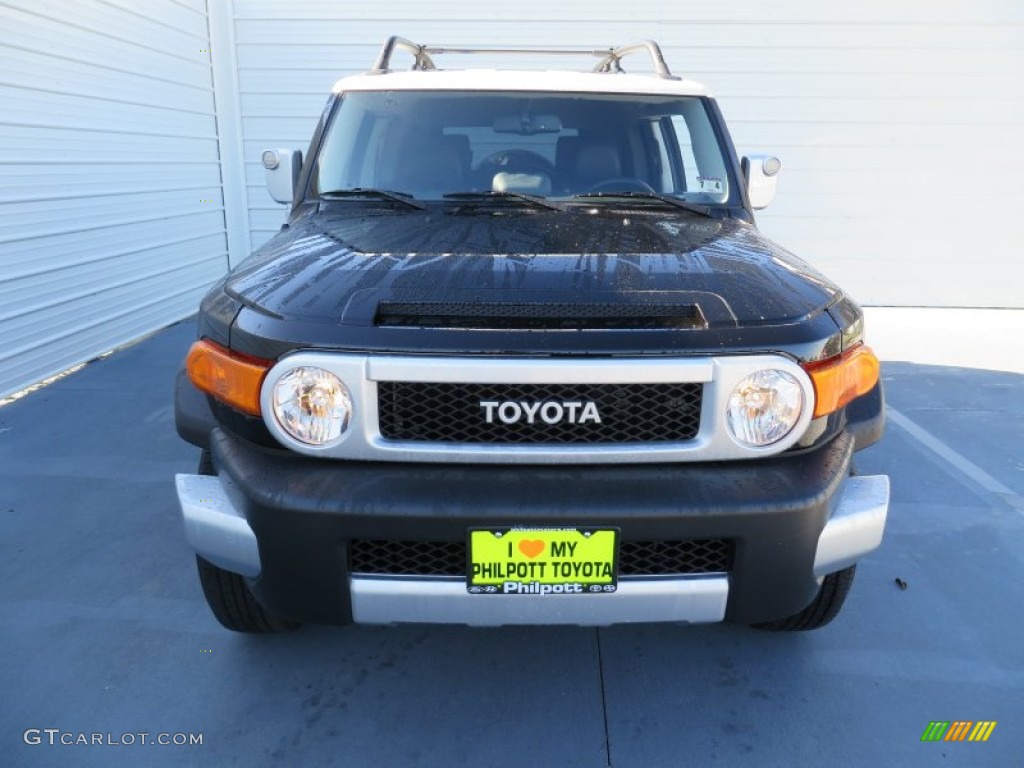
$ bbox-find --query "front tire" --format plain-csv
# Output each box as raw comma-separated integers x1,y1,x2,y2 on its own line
753,565,856,631
193,450,300,633
195,555,300,633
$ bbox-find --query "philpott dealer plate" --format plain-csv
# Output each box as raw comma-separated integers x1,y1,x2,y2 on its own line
467,527,619,595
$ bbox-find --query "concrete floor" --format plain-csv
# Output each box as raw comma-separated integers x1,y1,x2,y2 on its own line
1,318,1021,767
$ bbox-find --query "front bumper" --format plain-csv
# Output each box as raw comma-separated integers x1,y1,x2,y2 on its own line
176,428,888,626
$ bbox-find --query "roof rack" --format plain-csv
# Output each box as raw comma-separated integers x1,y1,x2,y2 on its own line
369,36,677,80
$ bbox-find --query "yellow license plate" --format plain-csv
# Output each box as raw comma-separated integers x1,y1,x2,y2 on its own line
467,527,619,595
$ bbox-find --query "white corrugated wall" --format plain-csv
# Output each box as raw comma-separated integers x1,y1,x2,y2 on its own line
0,0,231,398
231,0,1024,309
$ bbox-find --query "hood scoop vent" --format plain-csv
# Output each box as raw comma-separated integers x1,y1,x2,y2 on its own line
375,301,706,330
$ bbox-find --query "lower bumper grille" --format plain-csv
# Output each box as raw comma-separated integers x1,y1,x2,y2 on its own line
350,538,733,577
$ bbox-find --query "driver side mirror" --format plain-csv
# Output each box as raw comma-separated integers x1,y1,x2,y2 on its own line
262,148,303,204
741,154,782,210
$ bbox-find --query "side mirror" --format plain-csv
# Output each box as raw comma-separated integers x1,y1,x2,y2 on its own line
741,154,782,210
262,149,303,204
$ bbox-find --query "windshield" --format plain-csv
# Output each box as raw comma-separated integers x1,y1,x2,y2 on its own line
313,90,734,205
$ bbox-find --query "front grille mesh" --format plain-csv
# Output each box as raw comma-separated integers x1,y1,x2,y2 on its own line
350,540,467,577
349,539,732,576
377,382,703,444
619,540,733,575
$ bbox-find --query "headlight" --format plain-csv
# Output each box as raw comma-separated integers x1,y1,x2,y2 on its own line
726,369,803,446
271,367,352,445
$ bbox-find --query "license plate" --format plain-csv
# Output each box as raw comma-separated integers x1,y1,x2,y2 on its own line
467,527,619,595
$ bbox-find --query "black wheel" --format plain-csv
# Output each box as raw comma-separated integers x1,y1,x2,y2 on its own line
194,557,299,634
753,565,856,631
195,556,299,633
193,450,300,633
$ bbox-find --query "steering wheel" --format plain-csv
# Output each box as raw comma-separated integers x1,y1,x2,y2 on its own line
585,178,657,194
478,150,555,176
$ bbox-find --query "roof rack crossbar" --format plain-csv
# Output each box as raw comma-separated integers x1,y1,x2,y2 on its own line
369,37,676,79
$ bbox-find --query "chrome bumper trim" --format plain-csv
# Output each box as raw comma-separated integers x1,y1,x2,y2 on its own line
813,474,890,577
349,574,729,626
175,473,261,577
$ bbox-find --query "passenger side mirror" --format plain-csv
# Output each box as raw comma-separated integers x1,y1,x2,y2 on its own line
741,154,782,210
262,148,303,204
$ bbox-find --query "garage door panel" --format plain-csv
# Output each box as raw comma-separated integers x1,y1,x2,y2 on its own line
99,0,211,38
12,0,208,52
0,0,227,398
1,4,210,83
0,194,225,244
1,85,217,138
0,284,217,399
0,260,225,364
0,246,226,327
233,0,1024,24
239,93,335,119
0,48,214,114
0,126,220,164
727,122,1022,150
248,207,288,249
1,214,229,271
0,164,225,203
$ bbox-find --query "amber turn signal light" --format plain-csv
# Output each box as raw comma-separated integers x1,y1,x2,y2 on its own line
802,344,880,419
186,340,271,416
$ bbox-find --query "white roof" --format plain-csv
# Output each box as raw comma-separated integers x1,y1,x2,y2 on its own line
332,69,712,98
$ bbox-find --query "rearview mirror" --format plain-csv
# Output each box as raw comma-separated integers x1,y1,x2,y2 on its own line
262,148,303,204
741,154,782,210
492,114,563,135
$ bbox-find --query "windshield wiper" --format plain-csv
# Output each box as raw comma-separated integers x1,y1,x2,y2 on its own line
443,191,564,211
571,191,716,218
319,188,425,210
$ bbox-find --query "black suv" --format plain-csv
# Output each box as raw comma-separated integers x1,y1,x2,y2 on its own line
174,38,889,633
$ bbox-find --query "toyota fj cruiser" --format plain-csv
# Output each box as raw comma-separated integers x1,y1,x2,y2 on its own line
174,38,889,633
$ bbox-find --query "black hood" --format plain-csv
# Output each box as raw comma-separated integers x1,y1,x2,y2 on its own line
224,206,845,358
